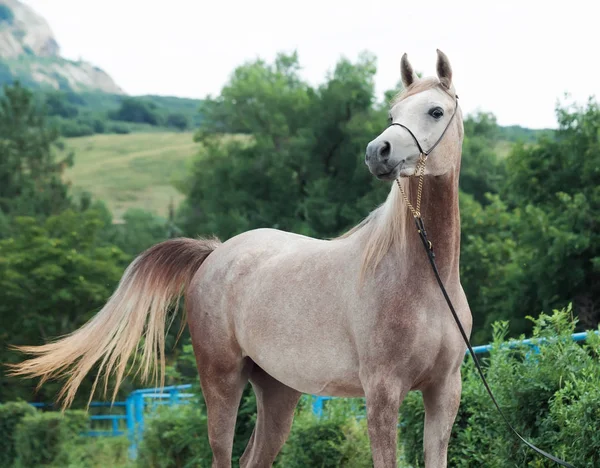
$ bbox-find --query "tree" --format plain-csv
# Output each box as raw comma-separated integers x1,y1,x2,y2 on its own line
500,98,600,329
166,112,189,131
0,209,130,403
459,98,600,340
179,52,389,240
0,82,73,222
459,112,505,203
109,98,161,125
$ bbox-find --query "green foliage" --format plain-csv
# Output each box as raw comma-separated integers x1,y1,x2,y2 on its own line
60,436,131,468
276,400,375,467
459,112,505,203
181,51,389,239
101,207,178,256
278,413,346,467
0,401,37,467
0,82,73,217
459,98,600,340
399,306,600,467
14,410,89,467
0,209,130,403
108,122,131,134
166,112,190,130
45,91,79,118
109,98,162,126
136,405,212,468
497,124,552,143
56,117,95,137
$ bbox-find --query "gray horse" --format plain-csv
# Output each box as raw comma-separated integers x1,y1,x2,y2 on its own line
11,50,470,468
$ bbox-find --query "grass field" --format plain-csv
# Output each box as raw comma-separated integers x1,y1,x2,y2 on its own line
63,132,200,221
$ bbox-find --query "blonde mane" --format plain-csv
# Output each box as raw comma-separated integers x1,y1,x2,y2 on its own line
337,182,407,280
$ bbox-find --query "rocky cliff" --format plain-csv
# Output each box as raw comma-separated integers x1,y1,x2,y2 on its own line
0,0,123,94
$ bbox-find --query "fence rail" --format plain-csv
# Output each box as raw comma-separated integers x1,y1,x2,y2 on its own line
27,330,597,459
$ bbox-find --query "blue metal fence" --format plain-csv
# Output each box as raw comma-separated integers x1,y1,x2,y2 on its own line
27,330,597,459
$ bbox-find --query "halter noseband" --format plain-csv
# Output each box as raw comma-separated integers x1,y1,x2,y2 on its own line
389,94,459,158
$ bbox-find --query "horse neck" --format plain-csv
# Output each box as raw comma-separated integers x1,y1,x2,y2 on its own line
380,169,461,281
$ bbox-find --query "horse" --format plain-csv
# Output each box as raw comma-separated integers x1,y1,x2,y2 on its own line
10,49,471,468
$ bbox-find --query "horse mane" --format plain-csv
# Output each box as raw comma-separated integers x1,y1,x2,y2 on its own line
337,182,406,279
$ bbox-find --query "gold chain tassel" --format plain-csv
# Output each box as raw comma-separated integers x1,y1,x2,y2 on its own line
395,154,427,218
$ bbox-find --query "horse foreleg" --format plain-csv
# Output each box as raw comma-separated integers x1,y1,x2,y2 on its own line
239,365,301,468
364,376,409,468
421,372,462,468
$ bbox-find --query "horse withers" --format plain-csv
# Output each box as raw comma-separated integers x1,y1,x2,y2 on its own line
11,50,470,468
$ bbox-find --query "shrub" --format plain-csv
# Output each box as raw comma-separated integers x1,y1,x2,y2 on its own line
61,435,131,468
108,122,132,134
58,118,95,137
276,399,376,468
0,401,37,467
136,404,212,468
399,306,600,467
14,409,89,467
110,98,162,126
166,113,189,131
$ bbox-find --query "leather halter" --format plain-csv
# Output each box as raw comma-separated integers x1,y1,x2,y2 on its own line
389,94,459,158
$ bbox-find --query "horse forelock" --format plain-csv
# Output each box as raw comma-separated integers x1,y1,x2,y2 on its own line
390,77,456,107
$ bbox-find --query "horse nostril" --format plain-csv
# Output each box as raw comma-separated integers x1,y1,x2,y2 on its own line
378,141,391,160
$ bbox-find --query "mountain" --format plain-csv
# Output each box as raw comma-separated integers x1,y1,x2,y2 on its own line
0,0,123,94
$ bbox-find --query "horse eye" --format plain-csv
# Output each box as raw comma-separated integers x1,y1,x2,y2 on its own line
387,114,393,124
429,107,444,119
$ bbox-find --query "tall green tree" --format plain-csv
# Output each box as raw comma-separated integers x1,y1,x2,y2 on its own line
459,112,505,203
459,98,600,340
0,209,130,403
0,82,73,223
179,52,389,240
501,98,600,329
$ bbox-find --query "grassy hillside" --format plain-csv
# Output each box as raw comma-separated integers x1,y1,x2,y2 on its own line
61,129,518,224
63,132,200,221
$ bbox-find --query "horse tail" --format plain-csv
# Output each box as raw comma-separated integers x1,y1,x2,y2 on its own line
8,237,220,408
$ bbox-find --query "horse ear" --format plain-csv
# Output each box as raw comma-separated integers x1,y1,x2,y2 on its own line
436,49,453,89
400,53,418,88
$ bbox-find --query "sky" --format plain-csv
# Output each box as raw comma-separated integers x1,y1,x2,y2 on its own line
23,0,600,129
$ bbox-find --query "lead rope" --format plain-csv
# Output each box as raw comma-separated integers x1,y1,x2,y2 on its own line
399,169,575,468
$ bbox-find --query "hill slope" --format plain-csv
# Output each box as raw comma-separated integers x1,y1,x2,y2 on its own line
63,132,200,221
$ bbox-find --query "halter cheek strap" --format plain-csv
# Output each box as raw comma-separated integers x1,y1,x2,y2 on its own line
390,95,459,158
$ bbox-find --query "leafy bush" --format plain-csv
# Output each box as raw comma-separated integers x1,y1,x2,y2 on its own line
61,435,131,468
166,112,189,130
399,306,600,467
108,122,132,134
110,98,162,125
57,118,95,137
136,404,212,468
276,400,375,467
0,401,37,467
14,410,89,467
